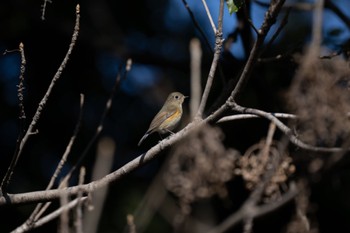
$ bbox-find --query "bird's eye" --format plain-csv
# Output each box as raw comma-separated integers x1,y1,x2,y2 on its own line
174,95,179,99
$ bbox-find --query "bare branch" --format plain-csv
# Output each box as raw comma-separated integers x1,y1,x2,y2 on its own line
230,103,344,153
201,0,217,33
196,0,225,119
41,0,52,20
262,7,291,55
181,0,213,52
0,4,81,192
1,42,27,193
230,0,286,101
325,0,350,29
11,197,88,233
217,112,297,122
62,58,132,184
12,94,86,233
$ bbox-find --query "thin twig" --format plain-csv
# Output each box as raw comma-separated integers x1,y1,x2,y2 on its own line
18,42,26,121
247,18,259,35
254,0,314,11
230,103,344,152
11,197,88,233
196,0,225,119
1,42,27,193
319,50,342,59
325,0,350,29
201,0,217,33
262,7,291,55
1,4,81,193
181,0,213,53
41,0,52,20
217,112,297,122
61,59,132,184
230,0,286,101
34,94,84,222
11,94,85,233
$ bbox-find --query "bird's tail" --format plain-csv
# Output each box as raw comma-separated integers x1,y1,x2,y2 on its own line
138,133,149,146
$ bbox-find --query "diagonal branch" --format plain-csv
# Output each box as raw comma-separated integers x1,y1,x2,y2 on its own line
13,94,86,233
181,0,213,53
0,4,80,193
230,0,286,101
61,59,132,185
11,197,88,233
1,42,27,193
201,0,217,33
196,0,225,119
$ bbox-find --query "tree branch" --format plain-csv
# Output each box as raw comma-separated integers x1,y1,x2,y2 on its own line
230,103,344,153
1,42,27,193
0,4,80,193
230,0,286,100
196,0,225,119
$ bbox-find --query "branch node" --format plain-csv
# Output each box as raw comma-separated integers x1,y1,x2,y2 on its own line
76,4,80,14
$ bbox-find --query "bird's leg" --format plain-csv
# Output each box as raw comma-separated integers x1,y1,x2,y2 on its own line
165,129,175,135
157,132,164,143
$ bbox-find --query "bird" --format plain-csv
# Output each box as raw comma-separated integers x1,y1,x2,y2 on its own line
138,92,187,146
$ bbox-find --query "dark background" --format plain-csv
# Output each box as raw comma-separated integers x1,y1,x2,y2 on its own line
1,0,350,232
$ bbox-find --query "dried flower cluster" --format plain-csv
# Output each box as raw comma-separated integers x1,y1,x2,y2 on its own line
235,140,296,202
164,124,239,207
288,56,350,146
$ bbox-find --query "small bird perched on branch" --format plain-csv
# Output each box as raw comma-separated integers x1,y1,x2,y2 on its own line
138,92,187,146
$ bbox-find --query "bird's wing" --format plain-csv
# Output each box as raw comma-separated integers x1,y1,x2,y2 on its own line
147,105,178,133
